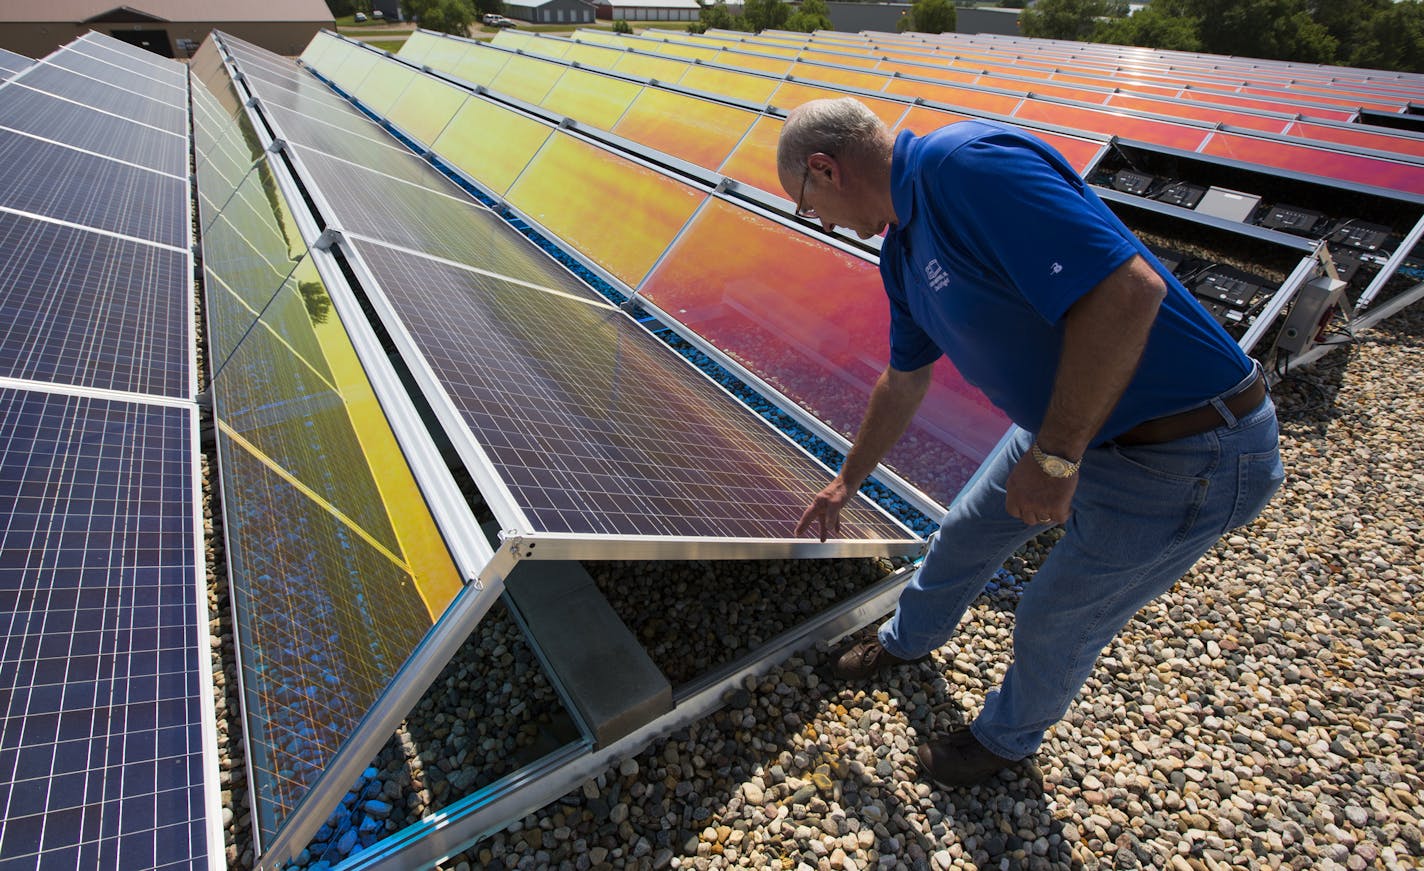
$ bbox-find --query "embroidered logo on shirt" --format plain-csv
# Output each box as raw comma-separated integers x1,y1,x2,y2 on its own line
1050,262,1064,275
925,259,950,292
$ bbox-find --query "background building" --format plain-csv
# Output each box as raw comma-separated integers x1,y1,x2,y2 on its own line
506,0,599,24
594,0,702,22
0,0,333,59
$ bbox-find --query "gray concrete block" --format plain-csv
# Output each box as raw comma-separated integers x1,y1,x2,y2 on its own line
504,559,672,749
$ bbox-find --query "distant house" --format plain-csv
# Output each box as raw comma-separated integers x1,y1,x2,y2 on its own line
504,0,598,24
595,0,702,23
0,0,333,59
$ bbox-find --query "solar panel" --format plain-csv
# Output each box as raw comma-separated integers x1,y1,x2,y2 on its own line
0,47,31,81
76,32,186,85
0,387,214,870
13,66,186,132
45,51,187,108
0,86,187,176
350,236,915,539
0,129,187,247
0,212,190,398
289,144,607,295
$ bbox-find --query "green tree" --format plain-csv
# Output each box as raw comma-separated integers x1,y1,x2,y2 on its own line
325,0,356,17
743,0,792,32
1020,0,1127,41
897,0,955,34
786,0,832,32
1350,0,1424,72
613,17,633,33
1307,0,1389,59
1173,0,1336,62
405,0,477,35
1091,4,1202,51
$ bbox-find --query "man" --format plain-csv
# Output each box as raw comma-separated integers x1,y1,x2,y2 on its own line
779,98,1284,788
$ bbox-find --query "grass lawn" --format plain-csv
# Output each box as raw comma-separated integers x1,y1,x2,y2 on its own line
358,37,410,51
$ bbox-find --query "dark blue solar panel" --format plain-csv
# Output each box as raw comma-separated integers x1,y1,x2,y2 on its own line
0,129,187,247
0,212,190,398
13,66,186,132
0,86,187,175
74,34,186,86
0,388,210,870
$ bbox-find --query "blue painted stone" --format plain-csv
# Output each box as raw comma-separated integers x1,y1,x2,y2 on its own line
363,799,393,818
336,829,358,854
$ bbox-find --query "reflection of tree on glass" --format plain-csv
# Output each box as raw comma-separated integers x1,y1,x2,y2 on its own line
300,278,331,324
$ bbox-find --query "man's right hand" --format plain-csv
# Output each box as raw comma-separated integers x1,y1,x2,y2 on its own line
796,477,854,541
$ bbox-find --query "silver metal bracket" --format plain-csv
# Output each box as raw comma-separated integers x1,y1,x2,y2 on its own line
266,138,287,154
314,227,344,251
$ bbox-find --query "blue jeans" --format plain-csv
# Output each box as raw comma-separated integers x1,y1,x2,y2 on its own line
879,392,1284,760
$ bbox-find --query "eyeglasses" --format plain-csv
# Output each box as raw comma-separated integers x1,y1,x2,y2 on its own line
794,162,818,220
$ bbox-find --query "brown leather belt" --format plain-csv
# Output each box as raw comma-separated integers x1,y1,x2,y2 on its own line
1113,373,1267,446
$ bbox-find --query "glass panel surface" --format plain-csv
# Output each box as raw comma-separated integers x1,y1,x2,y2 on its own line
614,89,754,173
0,390,208,870
386,74,469,145
786,61,885,91
0,213,189,397
715,50,792,75
676,65,778,104
352,238,916,540
1288,121,1424,161
506,133,704,287
1012,101,1211,151
717,115,785,195
610,50,687,82
489,54,566,105
562,42,623,69
1202,132,1424,195
298,30,340,68
884,77,1021,116
769,82,906,126
639,199,1009,508
1104,94,1292,134
433,96,553,196
354,61,417,117
394,29,437,64
540,67,641,129
328,44,382,94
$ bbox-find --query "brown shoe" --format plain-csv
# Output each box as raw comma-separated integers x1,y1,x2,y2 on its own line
916,728,1018,788
830,639,927,680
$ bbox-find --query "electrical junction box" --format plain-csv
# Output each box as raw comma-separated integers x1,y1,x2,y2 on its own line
1276,275,1348,356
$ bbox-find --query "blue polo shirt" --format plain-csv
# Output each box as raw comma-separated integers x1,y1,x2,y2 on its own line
882,121,1252,444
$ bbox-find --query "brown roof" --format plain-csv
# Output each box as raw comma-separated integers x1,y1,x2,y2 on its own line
0,0,334,22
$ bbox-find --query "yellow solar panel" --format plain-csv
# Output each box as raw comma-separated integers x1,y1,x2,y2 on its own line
432,97,552,196
562,41,623,70
299,31,340,69
611,51,689,83
329,41,381,93
355,61,416,117
490,53,565,104
716,116,783,194
506,133,702,287
450,43,512,86
614,88,754,173
386,73,468,145
394,29,438,64
541,67,641,129
677,65,777,104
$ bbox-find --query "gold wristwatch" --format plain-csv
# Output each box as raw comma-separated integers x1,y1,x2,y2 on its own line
1031,442,1081,478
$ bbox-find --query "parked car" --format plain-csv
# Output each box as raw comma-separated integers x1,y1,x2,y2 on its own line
495,17,518,27
483,13,518,27
353,11,367,22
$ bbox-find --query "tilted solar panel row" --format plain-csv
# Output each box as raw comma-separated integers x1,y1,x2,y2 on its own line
202,30,921,869
0,32,219,871
617,28,1424,196
306,29,1016,516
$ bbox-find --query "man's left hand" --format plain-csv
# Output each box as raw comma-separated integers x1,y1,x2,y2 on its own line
1005,451,1077,526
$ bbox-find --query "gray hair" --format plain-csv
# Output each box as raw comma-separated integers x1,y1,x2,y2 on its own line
777,97,888,181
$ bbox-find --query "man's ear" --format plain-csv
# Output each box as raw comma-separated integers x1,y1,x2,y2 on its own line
807,152,839,187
